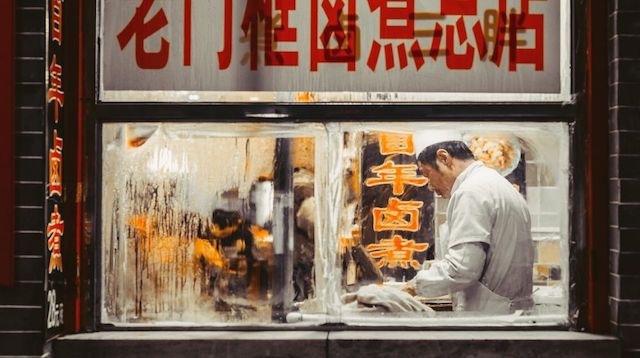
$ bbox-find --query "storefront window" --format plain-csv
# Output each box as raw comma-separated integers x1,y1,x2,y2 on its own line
101,122,569,326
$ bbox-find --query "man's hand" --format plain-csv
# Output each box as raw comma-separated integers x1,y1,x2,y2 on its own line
401,284,417,297
341,284,434,314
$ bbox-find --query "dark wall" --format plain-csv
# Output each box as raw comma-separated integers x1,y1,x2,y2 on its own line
609,0,640,356
0,0,46,356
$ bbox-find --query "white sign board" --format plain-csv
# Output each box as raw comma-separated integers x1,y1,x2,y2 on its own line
99,0,570,102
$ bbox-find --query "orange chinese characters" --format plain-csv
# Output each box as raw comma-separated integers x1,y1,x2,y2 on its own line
367,235,429,269
51,0,63,45
372,197,423,232
47,55,64,123
47,205,64,273
365,160,428,195
48,130,63,197
378,132,415,155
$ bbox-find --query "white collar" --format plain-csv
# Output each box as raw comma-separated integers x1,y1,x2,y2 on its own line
450,161,484,196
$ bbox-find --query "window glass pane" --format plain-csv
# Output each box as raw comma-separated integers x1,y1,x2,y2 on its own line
331,122,569,325
101,123,321,325
101,121,570,326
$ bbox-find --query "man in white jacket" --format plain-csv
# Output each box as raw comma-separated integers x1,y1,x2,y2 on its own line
407,139,534,314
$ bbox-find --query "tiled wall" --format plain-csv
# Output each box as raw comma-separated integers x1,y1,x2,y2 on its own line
609,0,640,355
0,0,46,356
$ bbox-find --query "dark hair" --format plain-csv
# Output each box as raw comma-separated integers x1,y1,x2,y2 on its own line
417,141,475,168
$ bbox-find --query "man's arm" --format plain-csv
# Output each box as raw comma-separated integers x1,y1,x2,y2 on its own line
409,242,487,298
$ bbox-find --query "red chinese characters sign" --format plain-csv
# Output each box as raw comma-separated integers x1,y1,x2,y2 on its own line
100,0,567,102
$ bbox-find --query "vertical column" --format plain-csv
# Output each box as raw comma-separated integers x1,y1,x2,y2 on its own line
272,138,294,322
0,0,15,287
585,0,610,333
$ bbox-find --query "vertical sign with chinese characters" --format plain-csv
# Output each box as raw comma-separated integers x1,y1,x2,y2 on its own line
45,0,65,339
100,0,568,102
362,132,433,281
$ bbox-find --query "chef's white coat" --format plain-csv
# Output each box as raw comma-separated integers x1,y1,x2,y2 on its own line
412,161,534,314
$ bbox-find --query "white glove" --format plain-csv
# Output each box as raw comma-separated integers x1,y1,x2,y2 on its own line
342,284,435,314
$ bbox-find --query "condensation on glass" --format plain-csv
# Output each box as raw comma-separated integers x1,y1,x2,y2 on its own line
101,123,323,325
101,122,569,326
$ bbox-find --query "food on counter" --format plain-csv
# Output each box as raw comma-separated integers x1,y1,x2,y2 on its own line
464,134,520,176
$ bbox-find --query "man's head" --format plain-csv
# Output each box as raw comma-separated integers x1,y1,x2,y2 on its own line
416,141,475,198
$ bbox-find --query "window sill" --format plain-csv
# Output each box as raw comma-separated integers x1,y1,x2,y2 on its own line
55,330,619,357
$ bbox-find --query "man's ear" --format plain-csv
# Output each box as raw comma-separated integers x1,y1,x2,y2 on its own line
435,149,451,167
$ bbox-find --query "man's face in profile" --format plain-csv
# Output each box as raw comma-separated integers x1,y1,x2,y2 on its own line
419,161,452,198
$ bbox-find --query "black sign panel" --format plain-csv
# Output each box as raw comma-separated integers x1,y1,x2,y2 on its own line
45,0,66,340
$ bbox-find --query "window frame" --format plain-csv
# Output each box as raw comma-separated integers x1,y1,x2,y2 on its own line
79,0,594,333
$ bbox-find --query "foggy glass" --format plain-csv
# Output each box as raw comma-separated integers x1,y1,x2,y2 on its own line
101,123,318,324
